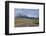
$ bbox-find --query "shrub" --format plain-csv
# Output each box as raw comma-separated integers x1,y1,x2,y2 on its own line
32,19,39,24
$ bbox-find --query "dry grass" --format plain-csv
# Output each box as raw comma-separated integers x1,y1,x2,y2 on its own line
15,18,39,26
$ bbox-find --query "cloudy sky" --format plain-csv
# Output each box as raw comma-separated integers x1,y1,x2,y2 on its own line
14,8,39,18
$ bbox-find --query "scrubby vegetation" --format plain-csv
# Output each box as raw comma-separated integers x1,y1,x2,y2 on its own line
32,19,39,24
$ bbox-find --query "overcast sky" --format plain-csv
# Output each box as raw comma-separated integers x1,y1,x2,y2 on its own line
14,8,39,18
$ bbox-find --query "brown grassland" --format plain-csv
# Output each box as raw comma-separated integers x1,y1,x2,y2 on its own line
15,18,39,27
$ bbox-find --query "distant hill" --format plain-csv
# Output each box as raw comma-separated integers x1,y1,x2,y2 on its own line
16,15,39,19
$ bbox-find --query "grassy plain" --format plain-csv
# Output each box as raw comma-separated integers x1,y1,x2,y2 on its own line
15,18,39,27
